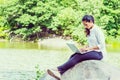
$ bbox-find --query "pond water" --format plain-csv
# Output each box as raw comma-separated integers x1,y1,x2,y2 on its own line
0,41,71,80
0,41,120,80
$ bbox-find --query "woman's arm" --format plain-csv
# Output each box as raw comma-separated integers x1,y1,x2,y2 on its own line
80,46,99,52
95,27,106,51
80,27,105,52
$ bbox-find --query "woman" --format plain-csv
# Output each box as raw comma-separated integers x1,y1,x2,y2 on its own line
47,15,107,80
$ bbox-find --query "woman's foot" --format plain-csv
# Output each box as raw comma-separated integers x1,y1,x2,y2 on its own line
47,69,61,80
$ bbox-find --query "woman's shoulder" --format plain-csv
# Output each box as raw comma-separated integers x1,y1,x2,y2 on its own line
94,25,105,37
94,24,100,29
94,25,102,31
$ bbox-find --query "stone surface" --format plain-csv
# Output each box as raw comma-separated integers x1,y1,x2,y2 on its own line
41,60,120,80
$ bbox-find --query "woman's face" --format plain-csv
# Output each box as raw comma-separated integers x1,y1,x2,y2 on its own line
82,21,94,29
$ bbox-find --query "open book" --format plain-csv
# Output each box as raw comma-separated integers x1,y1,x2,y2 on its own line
66,43,83,54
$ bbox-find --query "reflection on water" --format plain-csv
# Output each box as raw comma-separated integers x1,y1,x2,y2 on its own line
0,41,68,51
0,40,120,52
0,41,39,49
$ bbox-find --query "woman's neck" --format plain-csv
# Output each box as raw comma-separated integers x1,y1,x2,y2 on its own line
89,24,94,30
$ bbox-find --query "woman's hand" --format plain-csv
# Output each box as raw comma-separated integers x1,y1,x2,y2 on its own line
80,47,90,52
80,46,99,53
80,45,90,53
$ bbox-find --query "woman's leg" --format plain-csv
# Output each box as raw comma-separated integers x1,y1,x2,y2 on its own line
58,51,103,75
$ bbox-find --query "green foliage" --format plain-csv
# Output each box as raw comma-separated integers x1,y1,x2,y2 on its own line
101,0,120,37
50,7,80,36
0,16,10,39
1,0,60,40
50,0,103,44
0,26,9,39
0,0,120,43
35,65,44,80
16,14,37,26
72,24,87,45
14,26,41,40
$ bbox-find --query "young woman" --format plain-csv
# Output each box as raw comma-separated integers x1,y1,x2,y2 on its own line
47,15,107,80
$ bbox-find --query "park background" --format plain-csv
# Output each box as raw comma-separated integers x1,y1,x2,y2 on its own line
0,0,120,80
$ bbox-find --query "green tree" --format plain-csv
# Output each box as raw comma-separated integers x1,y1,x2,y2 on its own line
0,0,120,44
101,0,120,37
1,0,61,40
50,0,103,44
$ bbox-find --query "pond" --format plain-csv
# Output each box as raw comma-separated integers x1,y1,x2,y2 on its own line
0,41,71,80
0,40,120,80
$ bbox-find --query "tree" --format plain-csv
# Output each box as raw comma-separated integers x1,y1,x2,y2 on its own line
0,0,120,43
101,0,120,37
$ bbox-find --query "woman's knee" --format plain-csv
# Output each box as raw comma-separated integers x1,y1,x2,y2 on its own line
70,52,80,59
69,54,81,65
95,52,103,60
98,54,103,60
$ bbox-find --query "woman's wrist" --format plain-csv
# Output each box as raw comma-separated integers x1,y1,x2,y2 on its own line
88,46,99,51
87,47,93,51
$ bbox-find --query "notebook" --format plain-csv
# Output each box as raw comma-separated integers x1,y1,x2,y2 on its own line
66,43,83,53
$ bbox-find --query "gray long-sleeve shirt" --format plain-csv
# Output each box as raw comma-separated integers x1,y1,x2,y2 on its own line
87,25,107,60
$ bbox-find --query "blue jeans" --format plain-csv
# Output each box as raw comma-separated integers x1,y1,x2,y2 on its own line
57,51,103,75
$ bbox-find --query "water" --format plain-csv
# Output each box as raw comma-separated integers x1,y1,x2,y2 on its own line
0,41,70,80
0,40,120,80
